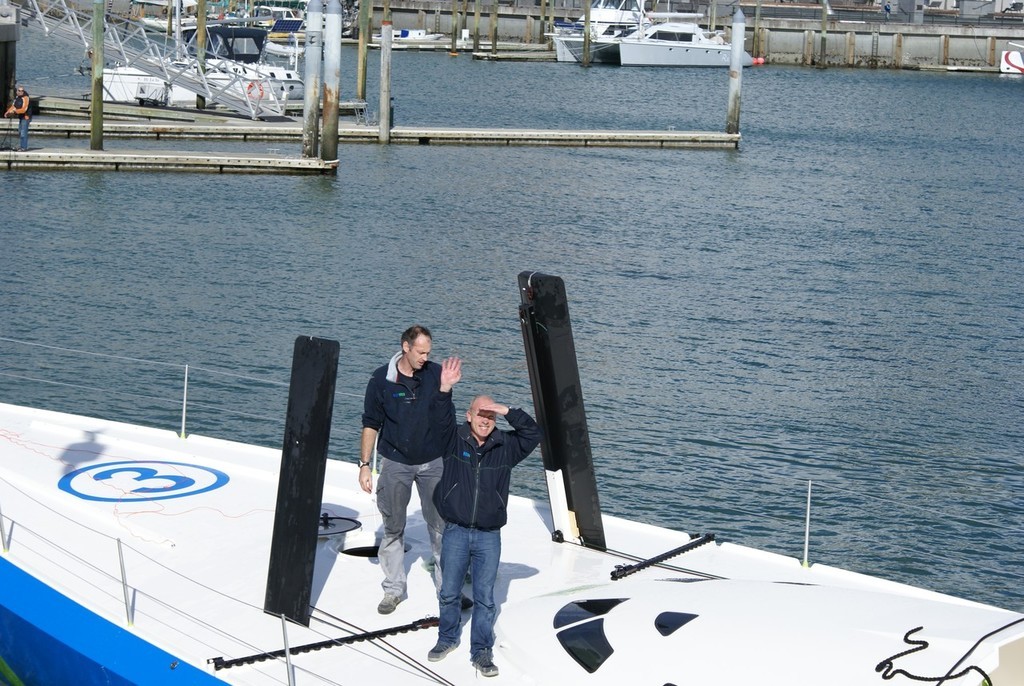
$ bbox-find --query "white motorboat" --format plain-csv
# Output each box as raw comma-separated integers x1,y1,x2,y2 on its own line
103,25,304,106
554,14,754,68
549,0,646,63
618,19,754,67
1,271,1022,686
129,0,199,33
371,28,446,43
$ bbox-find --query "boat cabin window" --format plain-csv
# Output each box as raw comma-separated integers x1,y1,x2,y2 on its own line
651,30,694,42
602,22,638,36
187,32,263,63
591,0,642,12
223,36,262,62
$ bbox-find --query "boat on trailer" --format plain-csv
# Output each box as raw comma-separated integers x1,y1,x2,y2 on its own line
1,272,1022,685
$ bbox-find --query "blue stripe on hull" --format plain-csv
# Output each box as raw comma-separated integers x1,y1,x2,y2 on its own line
0,557,225,686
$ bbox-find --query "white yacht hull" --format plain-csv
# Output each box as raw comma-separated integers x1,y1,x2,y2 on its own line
618,40,753,67
103,64,303,106
1,397,1022,684
551,35,623,64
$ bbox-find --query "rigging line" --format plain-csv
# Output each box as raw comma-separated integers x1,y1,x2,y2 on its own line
181,399,281,423
184,365,289,386
611,534,717,580
812,480,1024,535
4,522,126,590
309,607,456,686
937,615,1024,686
111,592,291,676
0,474,268,619
0,371,185,407
573,538,725,580
875,626,993,685
0,473,161,552
0,371,281,425
0,335,289,387
0,335,184,369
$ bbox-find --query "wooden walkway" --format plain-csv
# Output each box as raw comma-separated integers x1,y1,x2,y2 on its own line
29,119,740,149
3,97,739,173
1,148,338,174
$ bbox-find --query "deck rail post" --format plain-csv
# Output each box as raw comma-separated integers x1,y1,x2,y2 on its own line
802,480,812,568
281,614,296,686
179,364,189,439
0,500,8,553
117,538,134,626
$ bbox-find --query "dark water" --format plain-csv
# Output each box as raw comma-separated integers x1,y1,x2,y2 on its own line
3,28,1023,611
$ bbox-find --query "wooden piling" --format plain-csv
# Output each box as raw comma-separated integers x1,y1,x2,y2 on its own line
90,0,103,150
379,22,393,143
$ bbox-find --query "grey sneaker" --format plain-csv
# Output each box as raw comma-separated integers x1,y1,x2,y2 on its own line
472,650,499,677
427,641,458,662
377,594,402,615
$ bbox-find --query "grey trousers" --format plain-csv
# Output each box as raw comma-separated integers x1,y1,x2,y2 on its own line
375,456,444,598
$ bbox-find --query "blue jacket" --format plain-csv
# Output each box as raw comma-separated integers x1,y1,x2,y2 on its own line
434,406,542,531
361,355,451,466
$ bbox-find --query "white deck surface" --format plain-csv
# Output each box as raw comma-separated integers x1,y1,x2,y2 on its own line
1,402,1022,685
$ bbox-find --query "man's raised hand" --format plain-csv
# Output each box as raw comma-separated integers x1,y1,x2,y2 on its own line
440,357,462,392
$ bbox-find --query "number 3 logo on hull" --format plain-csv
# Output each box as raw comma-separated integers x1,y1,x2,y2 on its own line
59,461,230,502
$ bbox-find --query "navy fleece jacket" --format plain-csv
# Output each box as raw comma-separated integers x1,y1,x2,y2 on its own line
361,355,451,466
433,405,542,531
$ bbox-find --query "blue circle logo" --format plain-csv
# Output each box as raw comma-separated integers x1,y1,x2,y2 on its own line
58,461,230,502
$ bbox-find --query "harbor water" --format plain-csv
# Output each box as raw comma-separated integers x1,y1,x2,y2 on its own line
3,28,1023,613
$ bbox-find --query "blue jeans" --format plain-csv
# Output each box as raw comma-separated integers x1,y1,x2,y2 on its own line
18,118,29,150
437,522,501,659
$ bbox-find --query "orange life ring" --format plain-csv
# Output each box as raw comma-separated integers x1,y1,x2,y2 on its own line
246,81,265,100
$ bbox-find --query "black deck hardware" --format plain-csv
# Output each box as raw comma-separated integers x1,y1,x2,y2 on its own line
209,617,440,670
610,533,716,581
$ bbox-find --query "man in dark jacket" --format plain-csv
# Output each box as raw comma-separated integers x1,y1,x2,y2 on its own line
359,325,463,615
427,394,542,677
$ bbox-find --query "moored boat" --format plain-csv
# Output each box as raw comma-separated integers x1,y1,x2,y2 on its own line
618,19,754,67
129,0,199,33
553,13,755,68
103,25,304,106
549,0,646,63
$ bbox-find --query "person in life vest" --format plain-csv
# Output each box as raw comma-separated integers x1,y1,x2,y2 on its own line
4,84,31,152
